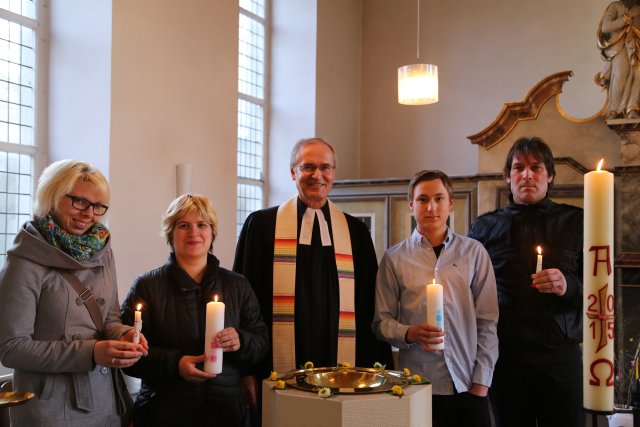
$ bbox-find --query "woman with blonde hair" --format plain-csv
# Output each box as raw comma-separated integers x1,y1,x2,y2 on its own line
0,159,147,426
121,194,268,426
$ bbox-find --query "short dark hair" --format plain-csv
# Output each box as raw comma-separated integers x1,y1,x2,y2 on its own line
504,136,556,187
408,170,454,201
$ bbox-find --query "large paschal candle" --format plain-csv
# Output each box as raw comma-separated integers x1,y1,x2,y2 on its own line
583,159,615,413
204,295,225,374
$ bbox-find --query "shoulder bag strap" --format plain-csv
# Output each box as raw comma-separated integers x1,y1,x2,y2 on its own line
58,269,105,334
58,269,133,424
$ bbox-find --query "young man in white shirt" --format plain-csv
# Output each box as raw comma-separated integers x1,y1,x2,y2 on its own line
373,170,499,427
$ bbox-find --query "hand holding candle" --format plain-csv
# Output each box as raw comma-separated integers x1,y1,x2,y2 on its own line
204,295,225,374
426,278,444,350
535,246,543,273
133,303,142,345
216,327,241,352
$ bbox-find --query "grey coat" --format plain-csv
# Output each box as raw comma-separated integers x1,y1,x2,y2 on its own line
0,221,131,426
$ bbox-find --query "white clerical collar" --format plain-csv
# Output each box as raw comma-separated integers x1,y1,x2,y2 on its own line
299,207,332,246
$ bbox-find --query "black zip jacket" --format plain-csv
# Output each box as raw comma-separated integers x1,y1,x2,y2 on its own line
469,197,583,350
121,253,268,426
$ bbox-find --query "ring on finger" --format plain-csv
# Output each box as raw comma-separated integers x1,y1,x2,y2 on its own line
111,357,116,365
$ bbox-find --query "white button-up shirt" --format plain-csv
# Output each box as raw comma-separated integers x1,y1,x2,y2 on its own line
373,228,499,395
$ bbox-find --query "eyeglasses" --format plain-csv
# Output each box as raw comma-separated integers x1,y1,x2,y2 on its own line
297,163,335,174
65,195,109,216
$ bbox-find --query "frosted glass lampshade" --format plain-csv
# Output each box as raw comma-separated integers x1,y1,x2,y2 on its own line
398,63,438,105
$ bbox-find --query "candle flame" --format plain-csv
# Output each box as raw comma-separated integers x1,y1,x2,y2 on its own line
596,159,604,172
214,295,218,303
432,278,436,285
537,246,542,255
136,304,142,311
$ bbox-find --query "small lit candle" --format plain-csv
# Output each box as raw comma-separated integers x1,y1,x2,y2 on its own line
426,278,444,350
536,246,543,273
133,304,142,345
204,295,225,374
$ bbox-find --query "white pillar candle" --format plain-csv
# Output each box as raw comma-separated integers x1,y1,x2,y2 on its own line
536,246,543,273
426,278,444,350
133,304,142,345
204,295,225,374
583,159,615,413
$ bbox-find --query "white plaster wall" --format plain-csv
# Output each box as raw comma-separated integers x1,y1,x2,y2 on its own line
109,0,238,296
268,0,317,205
358,0,607,179
316,0,362,179
48,0,112,175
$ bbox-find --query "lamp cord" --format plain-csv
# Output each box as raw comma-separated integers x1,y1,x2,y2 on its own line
416,0,420,62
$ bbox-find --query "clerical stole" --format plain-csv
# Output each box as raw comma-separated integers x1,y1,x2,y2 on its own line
272,196,355,372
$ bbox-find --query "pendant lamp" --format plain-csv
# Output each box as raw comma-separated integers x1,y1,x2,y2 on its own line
398,0,438,105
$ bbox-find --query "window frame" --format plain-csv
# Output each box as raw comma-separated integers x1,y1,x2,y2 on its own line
237,0,269,237
0,0,48,266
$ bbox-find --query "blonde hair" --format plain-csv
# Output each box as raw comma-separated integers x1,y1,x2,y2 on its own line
161,194,218,250
33,160,110,218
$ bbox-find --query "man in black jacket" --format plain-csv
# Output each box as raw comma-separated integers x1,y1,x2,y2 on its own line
469,137,584,427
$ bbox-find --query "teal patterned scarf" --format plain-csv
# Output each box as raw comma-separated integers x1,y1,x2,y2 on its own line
34,215,110,262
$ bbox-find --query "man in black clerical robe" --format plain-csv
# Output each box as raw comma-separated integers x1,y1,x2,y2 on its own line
233,138,392,385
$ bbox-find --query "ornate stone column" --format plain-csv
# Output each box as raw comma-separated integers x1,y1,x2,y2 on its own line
607,120,640,166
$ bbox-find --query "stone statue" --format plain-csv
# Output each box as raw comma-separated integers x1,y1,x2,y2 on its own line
596,0,640,119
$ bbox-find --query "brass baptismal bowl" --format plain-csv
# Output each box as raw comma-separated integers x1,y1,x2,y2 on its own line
0,391,35,408
281,366,409,394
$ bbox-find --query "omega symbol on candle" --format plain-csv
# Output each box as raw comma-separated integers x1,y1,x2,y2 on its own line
536,246,543,273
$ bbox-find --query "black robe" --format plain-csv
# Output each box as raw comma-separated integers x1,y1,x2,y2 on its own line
233,198,392,379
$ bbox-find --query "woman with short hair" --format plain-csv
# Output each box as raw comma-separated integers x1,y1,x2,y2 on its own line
122,194,268,427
